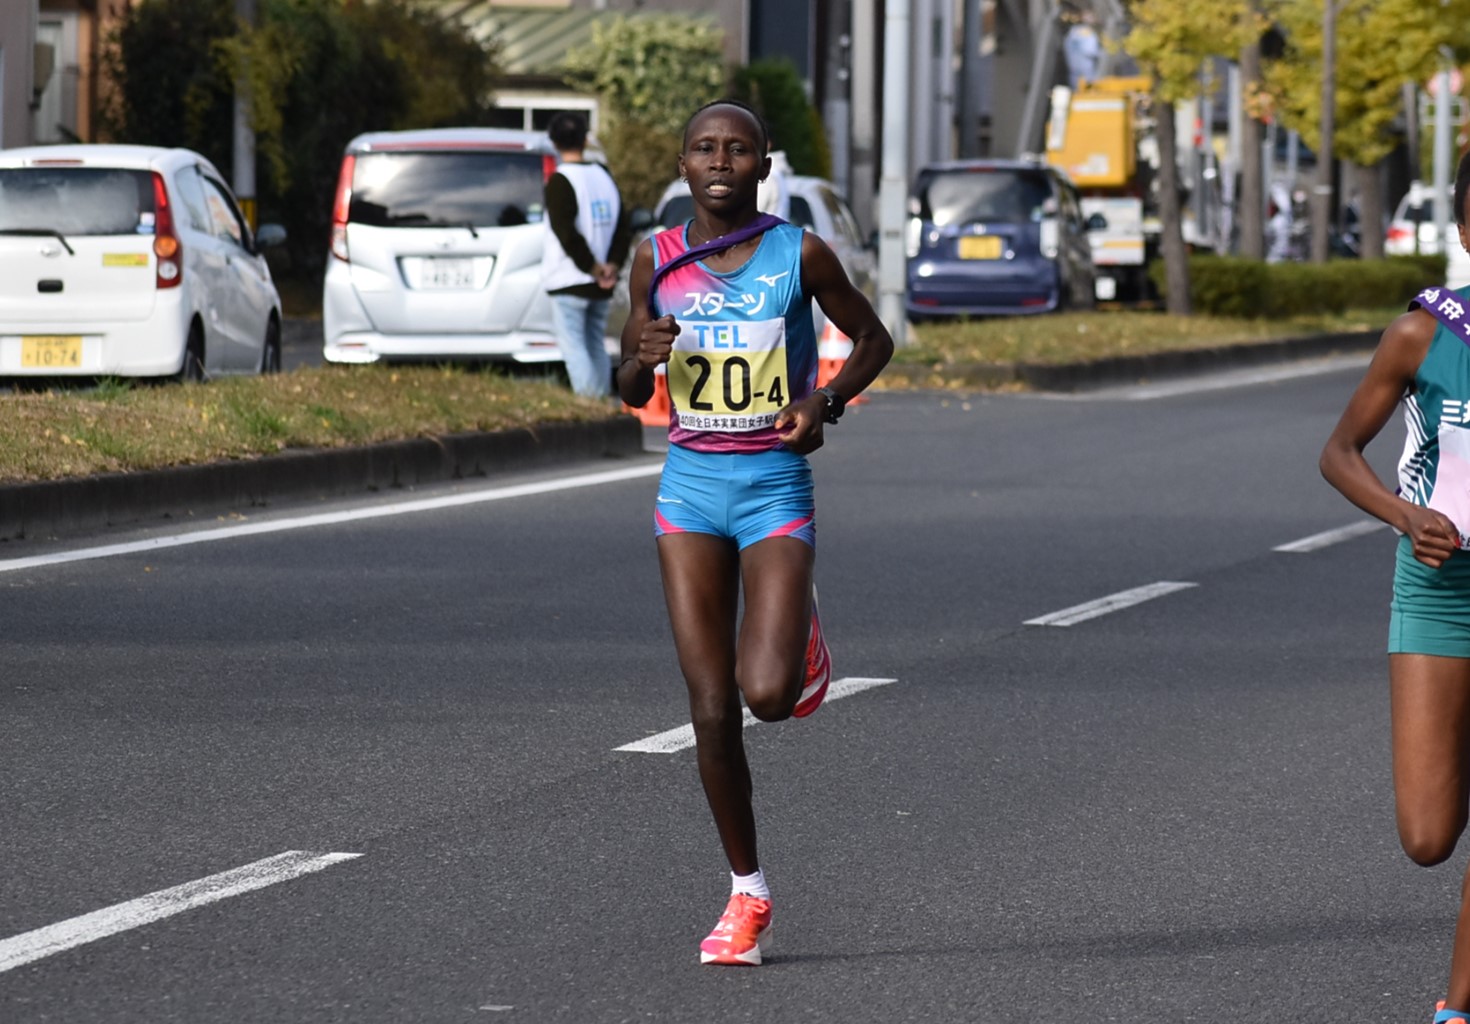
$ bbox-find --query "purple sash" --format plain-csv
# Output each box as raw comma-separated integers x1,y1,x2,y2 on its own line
1414,287,1470,347
645,213,785,314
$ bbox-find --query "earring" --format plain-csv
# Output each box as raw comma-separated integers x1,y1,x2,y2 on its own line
680,175,687,182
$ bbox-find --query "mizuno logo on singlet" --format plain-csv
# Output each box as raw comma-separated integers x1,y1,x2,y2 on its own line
756,270,790,287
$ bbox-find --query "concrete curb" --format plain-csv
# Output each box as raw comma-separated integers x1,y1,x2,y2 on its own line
0,416,646,542
0,330,1383,542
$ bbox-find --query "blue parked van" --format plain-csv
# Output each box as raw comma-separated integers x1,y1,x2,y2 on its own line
905,159,1097,318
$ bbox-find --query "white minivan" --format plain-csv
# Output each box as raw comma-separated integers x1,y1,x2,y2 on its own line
322,127,566,365
0,144,285,379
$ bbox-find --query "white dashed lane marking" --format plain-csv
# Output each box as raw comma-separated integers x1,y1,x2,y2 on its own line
615,677,899,753
0,850,361,973
1024,581,1199,627
1274,520,1388,553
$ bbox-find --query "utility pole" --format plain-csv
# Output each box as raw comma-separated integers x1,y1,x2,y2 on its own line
1309,0,1335,264
233,0,257,230
849,0,878,238
1433,53,1453,258
877,0,911,346
1237,18,1264,260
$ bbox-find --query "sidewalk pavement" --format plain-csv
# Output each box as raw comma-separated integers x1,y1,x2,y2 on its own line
0,329,1380,544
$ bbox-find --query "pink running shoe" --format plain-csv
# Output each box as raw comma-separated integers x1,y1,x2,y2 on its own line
793,587,832,718
699,893,773,966
1436,1001,1469,1024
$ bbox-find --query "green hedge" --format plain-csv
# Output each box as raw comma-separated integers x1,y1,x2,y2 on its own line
1148,255,1449,317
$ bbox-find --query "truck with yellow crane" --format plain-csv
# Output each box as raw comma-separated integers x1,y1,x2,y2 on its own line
1044,75,1158,303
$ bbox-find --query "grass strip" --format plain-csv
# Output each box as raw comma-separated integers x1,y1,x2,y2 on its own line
0,365,612,483
0,307,1404,483
883,307,1398,389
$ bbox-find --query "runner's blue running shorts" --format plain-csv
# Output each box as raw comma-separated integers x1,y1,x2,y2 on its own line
1390,535,1470,657
654,444,815,550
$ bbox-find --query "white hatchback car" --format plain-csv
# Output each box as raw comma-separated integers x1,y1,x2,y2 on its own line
323,127,568,365
0,144,285,379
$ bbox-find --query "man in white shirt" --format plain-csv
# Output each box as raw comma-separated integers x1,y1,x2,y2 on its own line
542,112,631,397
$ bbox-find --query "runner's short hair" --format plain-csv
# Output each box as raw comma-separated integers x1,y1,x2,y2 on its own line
682,99,770,155
548,112,589,152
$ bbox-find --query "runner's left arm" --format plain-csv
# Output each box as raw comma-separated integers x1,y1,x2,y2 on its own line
775,234,893,453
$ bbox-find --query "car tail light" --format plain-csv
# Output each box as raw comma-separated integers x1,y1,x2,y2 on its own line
1387,226,1412,244
542,154,557,182
151,172,183,289
331,155,355,262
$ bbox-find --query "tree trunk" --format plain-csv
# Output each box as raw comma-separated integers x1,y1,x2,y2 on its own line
1238,32,1264,260
1154,88,1192,315
1356,160,1384,261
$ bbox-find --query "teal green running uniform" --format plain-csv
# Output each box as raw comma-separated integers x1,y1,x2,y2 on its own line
1391,284,1470,656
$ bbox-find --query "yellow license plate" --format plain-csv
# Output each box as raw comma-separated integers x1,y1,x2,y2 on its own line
958,235,1003,260
21,335,83,369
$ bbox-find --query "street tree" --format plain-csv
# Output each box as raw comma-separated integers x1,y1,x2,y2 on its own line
562,14,726,211
1263,0,1470,260
102,0,502,277
1125,0,1259,315
732,58,832,180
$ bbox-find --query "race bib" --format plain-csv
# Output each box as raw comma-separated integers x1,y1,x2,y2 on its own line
668,318,788,432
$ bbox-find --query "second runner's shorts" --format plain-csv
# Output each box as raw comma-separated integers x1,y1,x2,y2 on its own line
1390,535,1470,657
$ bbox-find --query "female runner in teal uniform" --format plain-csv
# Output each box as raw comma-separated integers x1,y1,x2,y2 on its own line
617,99,892,965
1321,152,1470,1024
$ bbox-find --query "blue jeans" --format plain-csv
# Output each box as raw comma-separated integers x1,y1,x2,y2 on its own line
549,292,613,397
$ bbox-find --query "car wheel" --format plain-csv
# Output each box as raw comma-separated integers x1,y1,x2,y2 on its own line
261,317,282,375
177,322,206,383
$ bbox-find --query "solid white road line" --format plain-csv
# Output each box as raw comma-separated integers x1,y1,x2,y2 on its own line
0,462,663,574
1024,581,1199,627
615,677,899,754
1273,520,1387,553
0,850,361,973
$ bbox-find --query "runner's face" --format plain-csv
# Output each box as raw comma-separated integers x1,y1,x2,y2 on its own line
680,108,770,214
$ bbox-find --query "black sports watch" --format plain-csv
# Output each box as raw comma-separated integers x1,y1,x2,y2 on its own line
814,386,846,424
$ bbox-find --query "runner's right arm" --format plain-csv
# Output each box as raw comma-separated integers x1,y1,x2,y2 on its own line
617,239,679,408
1320,308,1459,567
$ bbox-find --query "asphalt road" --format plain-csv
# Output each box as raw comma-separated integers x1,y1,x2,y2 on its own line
1,356,1447,1023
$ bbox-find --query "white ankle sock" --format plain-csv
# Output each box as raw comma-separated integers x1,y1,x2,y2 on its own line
731,869,770,899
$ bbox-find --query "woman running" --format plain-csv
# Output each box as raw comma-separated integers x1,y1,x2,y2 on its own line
1320,152,1470,1024
617,99,893,966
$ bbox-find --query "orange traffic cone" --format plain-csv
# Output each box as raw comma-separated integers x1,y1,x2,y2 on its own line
816,318,867,406
624,364,671,427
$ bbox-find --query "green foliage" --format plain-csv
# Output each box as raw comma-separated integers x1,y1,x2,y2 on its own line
563,15,726,137
731,58,831,179
101,0,503,278
1150,254,1447,316
1124,0,1260,102
562,14,727,211
1263,0,1470,169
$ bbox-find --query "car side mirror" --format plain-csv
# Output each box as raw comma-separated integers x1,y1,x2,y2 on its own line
630,207,654,232
1085,213,1108,231
256,223,287,249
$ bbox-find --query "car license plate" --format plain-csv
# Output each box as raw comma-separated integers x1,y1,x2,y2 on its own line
21,335,83,368
958,235,1003,260
421,258,475,290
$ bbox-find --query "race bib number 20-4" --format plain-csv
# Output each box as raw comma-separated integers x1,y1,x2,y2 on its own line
668,318,787,432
